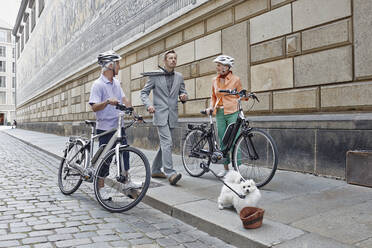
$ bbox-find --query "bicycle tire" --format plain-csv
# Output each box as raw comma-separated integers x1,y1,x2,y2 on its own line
182,129,211,177
93,146,150,213
58,139,84,195
232,128,278,188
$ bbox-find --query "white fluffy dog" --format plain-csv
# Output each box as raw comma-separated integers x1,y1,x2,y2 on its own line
217,171,261,214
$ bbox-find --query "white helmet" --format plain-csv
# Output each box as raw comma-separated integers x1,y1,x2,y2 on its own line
97,50,122,66
213,55,234,68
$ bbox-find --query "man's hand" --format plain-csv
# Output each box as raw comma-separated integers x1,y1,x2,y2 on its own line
147,106,155,113
107,98,119,105
179,94,188,102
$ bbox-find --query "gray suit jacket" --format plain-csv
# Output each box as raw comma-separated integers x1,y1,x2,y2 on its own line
140,71,187,128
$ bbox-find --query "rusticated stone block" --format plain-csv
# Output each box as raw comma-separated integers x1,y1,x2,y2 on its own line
321,81,372,109
242,92,271,112
125,53,136,66
130,61,143,80
251,58,293,92
286,33,301,55
137,47,149,61
184,79,195,100
250,4,292,44
166,32,183,49
144,56,158,72
271,0,295,8
302,19,351,52
235,0,268,22
354,0,372,79
195,31,221,60
119,67,131,99
184,99,208,115
173,41,195,66
222,21,249,90
131,90,142,107
131,78,142,91
176,64,191,79
198,57,215,76
149,39,165,56
184,22,204,41
206,8,233,32
294,46,352,87
293,0,351,32
196,74,215,99
273,87,318,111
251,37,285,63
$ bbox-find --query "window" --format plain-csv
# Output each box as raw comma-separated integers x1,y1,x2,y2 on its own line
12,48,15,58
0,92,5,104
31,2,36,31
0,61,5,72
0,31,6,42
12,62,15,73
0,76,5,87
12,77,15,88
0,46,5,57
38,0,44,17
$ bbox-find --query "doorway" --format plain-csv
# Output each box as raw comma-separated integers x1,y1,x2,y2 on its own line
0,113,4,125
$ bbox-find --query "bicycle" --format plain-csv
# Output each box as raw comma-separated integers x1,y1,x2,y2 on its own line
58,103,151,212
182,89,278,188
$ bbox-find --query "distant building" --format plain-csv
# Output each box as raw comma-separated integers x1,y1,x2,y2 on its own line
0,18,16,125
12,0,372,179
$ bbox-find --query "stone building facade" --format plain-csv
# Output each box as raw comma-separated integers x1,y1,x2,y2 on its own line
13,0,372,179
0,19,16,125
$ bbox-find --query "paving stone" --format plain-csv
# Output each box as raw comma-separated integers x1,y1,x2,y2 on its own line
0,240,20,247
92,235,121,242
29,231,54,237
47,234,73,242
55,238,92,247
22,237,48,245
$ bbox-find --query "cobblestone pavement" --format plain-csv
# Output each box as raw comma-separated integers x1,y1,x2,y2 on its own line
0,132,237,248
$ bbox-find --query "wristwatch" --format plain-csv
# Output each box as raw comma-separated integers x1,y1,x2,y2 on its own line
106,99,109,105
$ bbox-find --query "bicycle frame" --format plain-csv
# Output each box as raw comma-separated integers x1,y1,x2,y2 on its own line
64,108,137,180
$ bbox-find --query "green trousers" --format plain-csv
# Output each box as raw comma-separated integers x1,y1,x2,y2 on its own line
216,109,241,165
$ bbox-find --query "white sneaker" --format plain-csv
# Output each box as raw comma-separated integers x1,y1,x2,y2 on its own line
217,170,228,178
123,180,143,190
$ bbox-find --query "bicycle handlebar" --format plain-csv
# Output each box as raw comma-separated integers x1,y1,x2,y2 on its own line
218,89,260,102
116,103,146,123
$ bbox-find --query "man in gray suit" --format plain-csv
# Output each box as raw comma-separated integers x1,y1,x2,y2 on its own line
140,50,188,185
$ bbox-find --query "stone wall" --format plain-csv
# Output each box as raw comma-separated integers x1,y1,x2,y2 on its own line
15,0,372,179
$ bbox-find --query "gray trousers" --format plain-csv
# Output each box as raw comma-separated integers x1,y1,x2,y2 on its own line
152,125,176,177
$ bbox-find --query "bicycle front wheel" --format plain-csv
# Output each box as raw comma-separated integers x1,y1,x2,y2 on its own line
232,128,278,188
94,146,150,213
182,129,210,177
58,139,84,195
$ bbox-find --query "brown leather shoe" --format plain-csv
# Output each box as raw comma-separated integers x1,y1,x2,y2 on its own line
151,172,167,179
168,173,182,185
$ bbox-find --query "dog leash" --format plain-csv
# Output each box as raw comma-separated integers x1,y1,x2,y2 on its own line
207,166,246,199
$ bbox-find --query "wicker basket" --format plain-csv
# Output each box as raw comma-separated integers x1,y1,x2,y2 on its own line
240,207,264,229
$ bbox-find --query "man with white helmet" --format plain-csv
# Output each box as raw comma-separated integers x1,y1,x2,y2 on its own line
207,55,247,177
89,50,140,191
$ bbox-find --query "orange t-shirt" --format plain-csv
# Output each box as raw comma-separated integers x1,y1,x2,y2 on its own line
210,72,243,115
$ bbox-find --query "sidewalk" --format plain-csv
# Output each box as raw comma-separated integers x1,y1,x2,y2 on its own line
2,128,372,248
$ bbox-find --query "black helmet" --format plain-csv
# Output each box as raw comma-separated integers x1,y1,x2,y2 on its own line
97,50,122,66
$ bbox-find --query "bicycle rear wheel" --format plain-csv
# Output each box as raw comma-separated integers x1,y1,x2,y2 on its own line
182,129,210,177
232,128,278,188
94,146,150,213
58,139,84,195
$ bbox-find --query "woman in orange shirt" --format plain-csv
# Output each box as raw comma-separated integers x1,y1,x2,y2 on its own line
207,55,244,177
